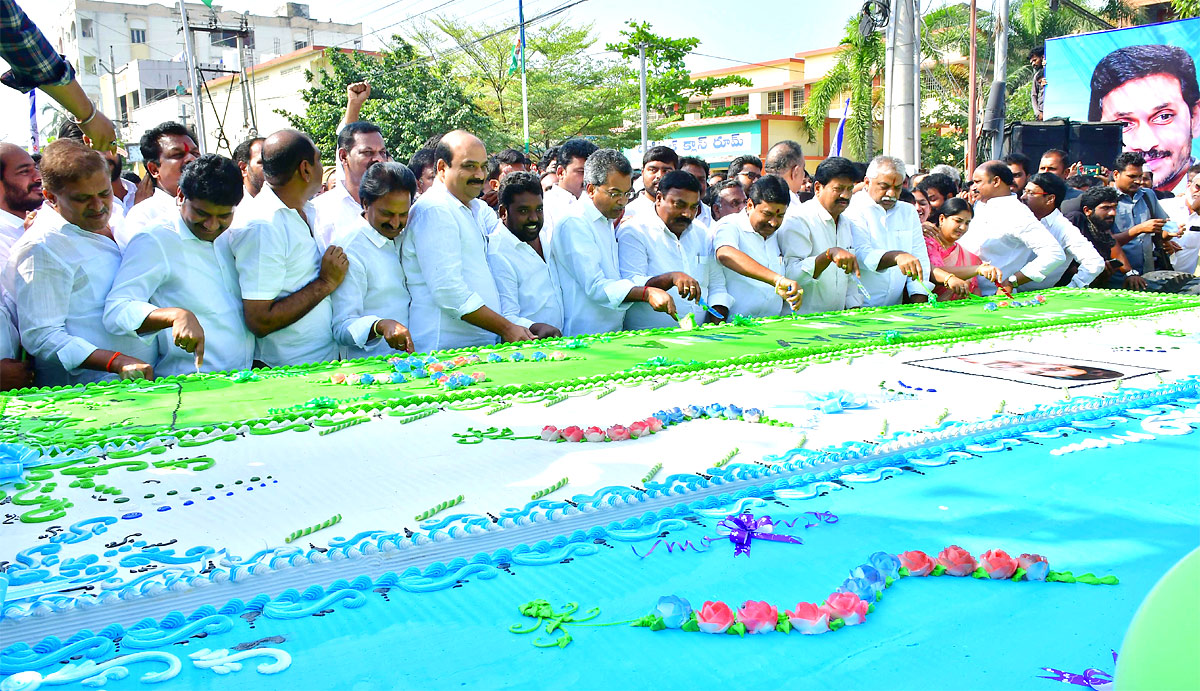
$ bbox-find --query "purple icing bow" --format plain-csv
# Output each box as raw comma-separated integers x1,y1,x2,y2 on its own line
714,513,802,557
1038,651,1117,690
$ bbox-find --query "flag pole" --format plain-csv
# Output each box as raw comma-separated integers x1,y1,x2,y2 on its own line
519,0,529,154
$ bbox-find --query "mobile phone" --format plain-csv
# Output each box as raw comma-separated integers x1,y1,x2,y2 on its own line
1106,258,1123,269
1080,164,1103,176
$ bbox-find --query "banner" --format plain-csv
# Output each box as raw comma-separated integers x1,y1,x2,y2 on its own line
1044,17,1200,194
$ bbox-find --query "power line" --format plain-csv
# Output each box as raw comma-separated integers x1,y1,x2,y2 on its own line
332,0,472,49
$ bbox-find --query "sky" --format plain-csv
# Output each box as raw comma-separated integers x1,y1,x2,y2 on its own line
0,0,862,145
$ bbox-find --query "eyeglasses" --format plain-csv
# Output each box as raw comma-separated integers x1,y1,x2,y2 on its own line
605,188,637,201
739,172,762,181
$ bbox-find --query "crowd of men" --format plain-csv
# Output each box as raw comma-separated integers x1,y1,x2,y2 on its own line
1,87,1199,389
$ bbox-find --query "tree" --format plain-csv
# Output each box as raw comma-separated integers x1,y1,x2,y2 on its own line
804,14,885,162
280,42,493,161
1174,0,1200,18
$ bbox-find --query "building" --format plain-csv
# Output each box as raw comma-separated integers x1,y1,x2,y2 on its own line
43,0,363,131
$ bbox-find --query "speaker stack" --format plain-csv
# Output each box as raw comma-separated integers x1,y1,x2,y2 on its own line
1002,118,1124,168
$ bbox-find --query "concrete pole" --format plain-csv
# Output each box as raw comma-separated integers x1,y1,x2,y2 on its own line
639,43,648,153
883,0,919,167
967,0,978,175
178,0,207,153
913,0,922,171
989,0,1010,161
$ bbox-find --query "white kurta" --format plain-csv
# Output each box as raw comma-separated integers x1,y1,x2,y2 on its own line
616,209,730,331
0,209,24,360
1021,209,1105,291
115,187,176,250
958,194,1065,296
311,180,362,250
776,197,864,314
399,181,502,353
103,216,253,376
711,211,787,317
845,193,931,306
548,196,635,337
5,207,157,386
329,217,411,360
1162,196,1200,275
486,228,564,330
221,185,338,367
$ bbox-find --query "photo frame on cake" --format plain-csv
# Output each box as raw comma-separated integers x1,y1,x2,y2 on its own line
904,350,1165,389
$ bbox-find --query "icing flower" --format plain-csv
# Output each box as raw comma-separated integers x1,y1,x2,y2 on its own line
512,353,525,362
1018,553,1050,581
682,405,700,419
723,405,742,420
629,421,651,438
869,552,902,580
359,373,375,385
452,356,468,366
487,354,504,363
820,592,869,626
549,351,566,361
392,359,412,372
330,373,346,384
742,408,762,423
470,372,487,382
428,362,445,373
936,545,979,577
560,426,585,443
584,426,606,442
540,426,561,441
411,366,428,379
696,601,736,634
979,549,1019,579
849,564,885,594
644,417,664,433
785,602,830,635
704,403,725,417
532,351,547,361
837,576,876,602
345,374,362,385
736,601,778,634
606,424,632,441
899,550,936,577
390,372,407,384
654,595,692,629
0,443,38,484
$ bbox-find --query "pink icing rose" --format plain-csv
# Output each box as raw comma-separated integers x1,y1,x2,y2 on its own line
470,372,487,382
979,549,1018,579
540,425,561,442
1018,553,1050,581
345,373,361,385
548,351,566,361
696,601,736,634
736,600,778,635
583,426,606,442
899,550,936,577
606,424,632,441
820,592,869,626
452,356,468,366
330,373,346,384
560,426,585,443
785,602,830,635
645,417,664,433
936,545,979,577
428,362,445,372
629,420,651,438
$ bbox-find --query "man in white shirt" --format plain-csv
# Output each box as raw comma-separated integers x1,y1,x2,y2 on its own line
400,130,534,352
958,160,1066,295
1021,172,1105,290
728,155,764,192
679,156,713,227
1161,164,1200,275
844,155,931,307
776,156,865,314
224,129,345,367
713,175,802,317
486,171,564,338
312,122,387,249
550,149,676,337
0,142,42,389
232,136,265,201
5,139,156,386
543,139,597,222
482,148,529,210
703,179,747,225
330,162,417,359
118,122,198,248
622,146,678,224
618,170,730,330
104,154,254,377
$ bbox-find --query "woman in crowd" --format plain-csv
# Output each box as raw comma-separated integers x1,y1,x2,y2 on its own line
924,197,1003,300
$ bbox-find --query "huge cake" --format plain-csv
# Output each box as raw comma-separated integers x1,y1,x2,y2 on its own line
1,288,1198,690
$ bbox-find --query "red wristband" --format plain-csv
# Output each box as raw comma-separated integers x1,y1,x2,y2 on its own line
105,351,122,373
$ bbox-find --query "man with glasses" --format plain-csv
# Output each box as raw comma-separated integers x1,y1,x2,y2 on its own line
313,121,387,249
550,149,677,336
1021,172,1105,290
728,155,763,191
844,155,931,306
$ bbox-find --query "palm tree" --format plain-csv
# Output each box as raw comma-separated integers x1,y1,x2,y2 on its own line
804,14,885,162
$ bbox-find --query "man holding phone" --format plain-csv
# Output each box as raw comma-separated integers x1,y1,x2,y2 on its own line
1162,163,1200,274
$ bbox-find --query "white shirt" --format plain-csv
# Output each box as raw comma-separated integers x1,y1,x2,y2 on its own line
548,196,635,337
845,193,930,306
487,227,564,330
114,178,138,216
538,184,577,252
776,197,864,314
399,181,503,352
115,187,176,249
0,209,24,360
329,217,411,360
1021,209,1105,291
1162,196,1200,275
616,208,730,331
222,185,338,367
311,180,362,250
958,194,1065,295
103,216,253,377
711,211,787,317
619,193,654,225
4,207,157,386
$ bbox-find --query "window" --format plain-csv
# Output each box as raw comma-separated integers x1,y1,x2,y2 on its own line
790,88,805,115
80,18,93,38
210,30,253,49
767,90,785,114
130,28,146,44
731,95,749,108
82,55,97,75
293,35,308,50
273,38,281,53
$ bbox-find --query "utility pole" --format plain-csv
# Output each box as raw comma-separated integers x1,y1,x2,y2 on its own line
912,0,921,171
986,0,1010,161
178,0,207,153
236,15,257,136
967,0,978,175
639,43,648,153
519,0,529,154
883,0,919,167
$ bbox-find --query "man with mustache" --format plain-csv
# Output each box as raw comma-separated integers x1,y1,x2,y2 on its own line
617,170,730,330
400,130,534,351
713,175,803,317
313,122,388,250
486,171,563,340
957,160,1064,296
5,139,156,386
233,136,266,201
621,146,678,224
0,142,42,389
1109,151,1174,283
1064,186,1127,286
845,155,931,306
1020,172,1106,290
703,179,748,224
117,121,198,248
776,156,865,313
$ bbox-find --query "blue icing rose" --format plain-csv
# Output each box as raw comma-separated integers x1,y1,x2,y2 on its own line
723,404,743,419
412,367,429,379
390,372,408,384
512,352,525,362
743,408,762,423
850,564,886,593
704,403,724,417
532,351,547,361
488,353,504,363
682,405,700,419
654,595,693,629
837,576,876,602
392,359,412,372
868,551,901,580
359,374,375,385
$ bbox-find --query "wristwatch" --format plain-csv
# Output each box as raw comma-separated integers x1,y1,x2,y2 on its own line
1126,269,1141,276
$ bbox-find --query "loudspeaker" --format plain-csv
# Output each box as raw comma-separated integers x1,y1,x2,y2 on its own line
1003,119,1069,161
1068,122,1123,168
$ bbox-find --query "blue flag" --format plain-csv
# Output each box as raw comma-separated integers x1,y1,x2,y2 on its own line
833,97,851,157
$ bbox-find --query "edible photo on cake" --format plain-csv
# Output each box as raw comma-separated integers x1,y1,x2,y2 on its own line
904,349,1163,388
